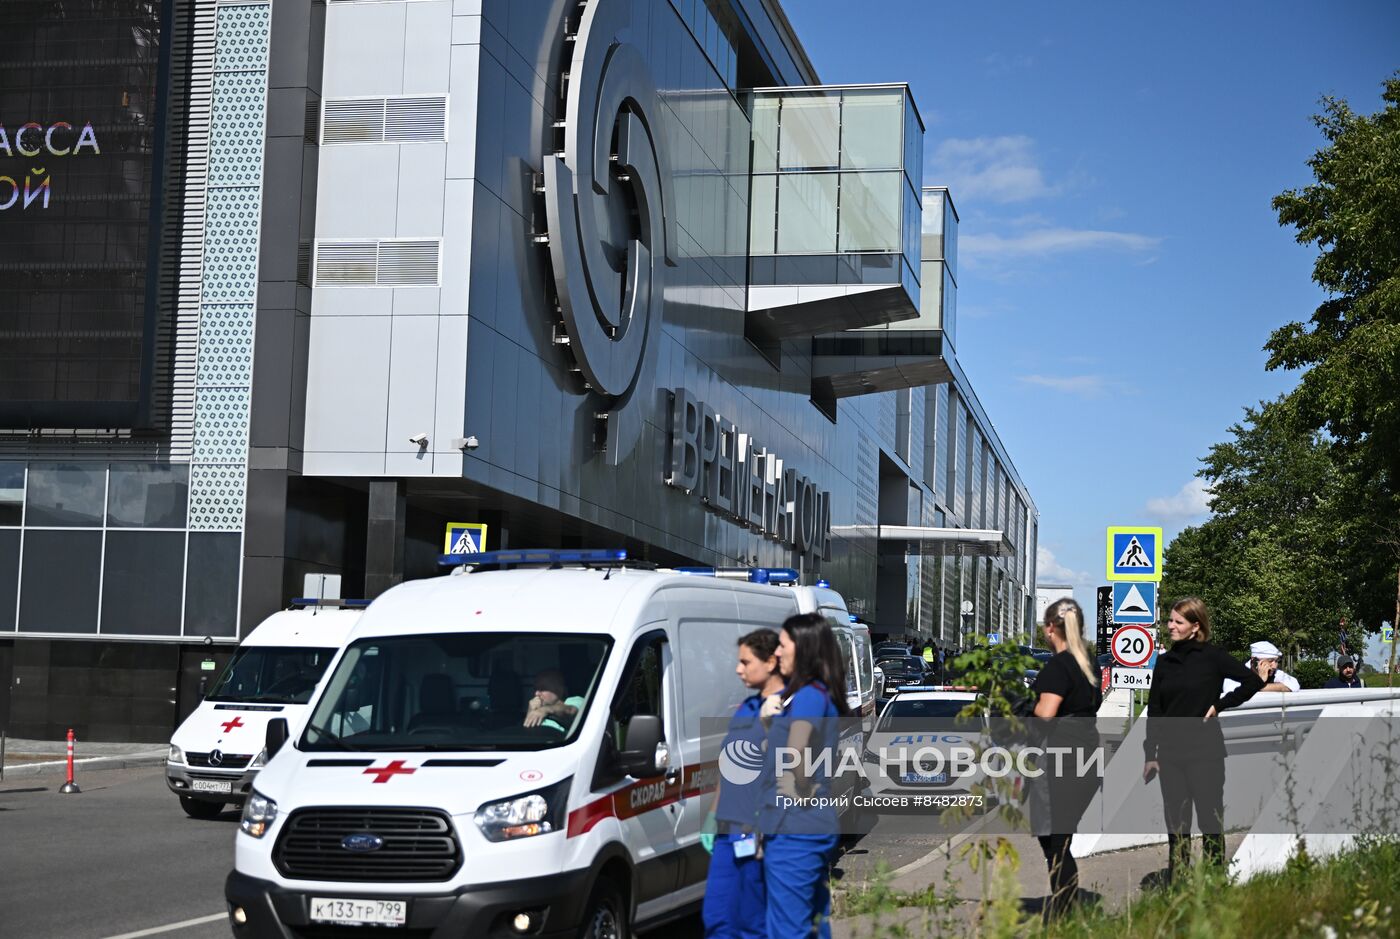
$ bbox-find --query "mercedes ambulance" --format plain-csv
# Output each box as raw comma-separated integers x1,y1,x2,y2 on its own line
224,550,857,937
166,604,363,818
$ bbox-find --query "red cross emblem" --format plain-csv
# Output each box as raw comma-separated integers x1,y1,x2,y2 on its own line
363,760,417,784
220,716,245,733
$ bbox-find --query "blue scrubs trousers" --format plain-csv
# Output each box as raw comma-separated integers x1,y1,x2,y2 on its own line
763,833,839,939
703,832,766,939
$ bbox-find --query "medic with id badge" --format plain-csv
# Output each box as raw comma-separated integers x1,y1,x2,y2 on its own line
701,629,784,939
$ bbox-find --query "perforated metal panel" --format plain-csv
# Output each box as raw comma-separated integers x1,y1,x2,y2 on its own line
189,0,272,535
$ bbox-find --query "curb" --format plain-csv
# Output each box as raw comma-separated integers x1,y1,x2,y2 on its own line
0,751,168,781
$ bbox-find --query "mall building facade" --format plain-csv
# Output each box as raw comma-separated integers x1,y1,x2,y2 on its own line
0,0,1036,741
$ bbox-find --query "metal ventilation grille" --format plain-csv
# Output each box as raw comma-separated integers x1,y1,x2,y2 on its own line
321,98,385,143
377,240,440,286
314,242,377,285
322,96,447,144
314,239,440,287
385,96,448,141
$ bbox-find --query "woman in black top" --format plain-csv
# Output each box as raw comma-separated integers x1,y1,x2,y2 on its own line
1030,598,1102,917
1143,597,1263,884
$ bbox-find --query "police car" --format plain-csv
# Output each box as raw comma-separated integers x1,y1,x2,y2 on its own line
861,687,988,805
225,549,864,938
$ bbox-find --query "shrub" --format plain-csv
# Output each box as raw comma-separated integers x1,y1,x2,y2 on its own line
1292,658,1334,689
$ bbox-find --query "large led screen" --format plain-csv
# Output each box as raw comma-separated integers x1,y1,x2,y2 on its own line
0,0,173,429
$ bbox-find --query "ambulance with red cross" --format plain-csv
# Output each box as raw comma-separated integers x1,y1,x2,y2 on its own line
224,549,868,938
165,604,364,819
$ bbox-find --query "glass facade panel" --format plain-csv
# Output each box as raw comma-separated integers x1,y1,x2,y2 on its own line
777,174,837,254
19,529,101,632
101,531,184,635
838,172,901,252
749,175,777,256
0,462,23,525
904,95,924,192
184,531,241,637
841,91,903,169
0,529,17,629
752,96,779,173
944,197,959,279
943,264,957,340
778,94,840,170
107,463,189,528
25,463,106,527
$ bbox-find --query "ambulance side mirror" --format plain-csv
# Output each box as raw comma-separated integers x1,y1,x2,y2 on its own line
266,718,289,759
618,714,665,778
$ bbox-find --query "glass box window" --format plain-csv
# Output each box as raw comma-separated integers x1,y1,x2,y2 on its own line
841,91,904,169
19,529,102,632
24,463,106,527
838,172,902,252
0,462,23,525
107,463,189,528
777,174,838,254
101,530,184,635
778,94,840,170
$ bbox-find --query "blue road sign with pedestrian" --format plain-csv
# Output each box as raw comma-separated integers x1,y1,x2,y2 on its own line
443,522,488,554
1106,526,1163,581
1112,582,1157,624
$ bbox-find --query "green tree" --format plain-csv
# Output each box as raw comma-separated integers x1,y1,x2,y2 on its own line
1267,74,1400,486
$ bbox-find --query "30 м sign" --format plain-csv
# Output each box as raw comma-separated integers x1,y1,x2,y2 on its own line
665,389,831,561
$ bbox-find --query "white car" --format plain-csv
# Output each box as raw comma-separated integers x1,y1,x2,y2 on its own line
862,688,988,807
166,605,363,818
225,550,860,938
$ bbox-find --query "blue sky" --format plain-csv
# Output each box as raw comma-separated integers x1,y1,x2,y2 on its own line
785,1,1400,662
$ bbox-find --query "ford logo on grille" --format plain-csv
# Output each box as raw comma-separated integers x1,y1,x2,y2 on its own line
341,832,384,853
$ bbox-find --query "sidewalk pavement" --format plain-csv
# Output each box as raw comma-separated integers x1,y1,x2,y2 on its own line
0,737,167,781
832,832,1246,937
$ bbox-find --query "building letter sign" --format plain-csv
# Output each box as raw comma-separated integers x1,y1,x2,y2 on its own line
666,389,831,561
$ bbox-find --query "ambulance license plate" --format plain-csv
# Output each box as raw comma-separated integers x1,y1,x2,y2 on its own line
310,898,407,927
901,772,947,785
190,779,232,794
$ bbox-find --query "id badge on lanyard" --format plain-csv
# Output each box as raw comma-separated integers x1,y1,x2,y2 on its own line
732,833,758,859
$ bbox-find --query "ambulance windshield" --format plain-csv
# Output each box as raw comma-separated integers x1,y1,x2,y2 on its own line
206,646,337,705
302,632,613,752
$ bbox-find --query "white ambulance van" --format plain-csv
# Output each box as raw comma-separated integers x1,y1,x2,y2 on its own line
166,604,363,818
224,550,852,938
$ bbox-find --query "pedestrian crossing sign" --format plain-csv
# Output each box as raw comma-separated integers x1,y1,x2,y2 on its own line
1112,582,1157,624
1384,625,1394,644
1106,526,1163,582
443,522,488,555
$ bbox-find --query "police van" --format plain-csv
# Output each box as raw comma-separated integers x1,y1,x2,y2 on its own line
224,550,861,937
166,604,363,818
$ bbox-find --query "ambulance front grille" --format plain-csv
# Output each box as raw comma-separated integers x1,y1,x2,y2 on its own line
273,807,461,882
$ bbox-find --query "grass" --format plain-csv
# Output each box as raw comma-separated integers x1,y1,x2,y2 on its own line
837,839,1400,939
1363,673,1399,688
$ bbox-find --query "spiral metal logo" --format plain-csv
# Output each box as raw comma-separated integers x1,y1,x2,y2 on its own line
540,3,676,407
718,738,765,786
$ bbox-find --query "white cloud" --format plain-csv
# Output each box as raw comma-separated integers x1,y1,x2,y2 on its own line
1146,478,1213,522
1017,374,1107,397
929,136,1055,204
1037,546,1085,584
960,227,1161,265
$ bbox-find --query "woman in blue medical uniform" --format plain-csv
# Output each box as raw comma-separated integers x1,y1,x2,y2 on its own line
759,613,850,939
703,629,784,939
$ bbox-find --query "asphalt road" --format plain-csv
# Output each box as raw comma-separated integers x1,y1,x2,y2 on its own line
0,766,948,939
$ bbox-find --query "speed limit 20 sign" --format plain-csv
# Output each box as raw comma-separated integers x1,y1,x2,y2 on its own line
1111,624,1155,668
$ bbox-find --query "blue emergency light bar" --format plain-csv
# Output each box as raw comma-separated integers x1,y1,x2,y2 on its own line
674,566,801,585
438,548,628,567
290,597,372,608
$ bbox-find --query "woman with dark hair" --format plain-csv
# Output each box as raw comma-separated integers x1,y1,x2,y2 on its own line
702,629,783,939
1143,597,1264,883
1029,598,1101,918
759,612,849,939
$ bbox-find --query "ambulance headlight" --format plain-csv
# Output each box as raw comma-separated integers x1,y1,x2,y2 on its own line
167,745,185,765
240,790,279,838
475,777,571,842
249,748,269,769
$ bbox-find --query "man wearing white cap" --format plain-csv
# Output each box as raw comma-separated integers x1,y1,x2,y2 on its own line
1223,640,1300,693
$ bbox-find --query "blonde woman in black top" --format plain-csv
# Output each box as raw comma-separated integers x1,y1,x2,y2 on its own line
1143,597,1263,883
1030,598,1102,917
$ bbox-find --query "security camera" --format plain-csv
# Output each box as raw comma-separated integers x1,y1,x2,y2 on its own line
408,433,429,446
452,436,480,450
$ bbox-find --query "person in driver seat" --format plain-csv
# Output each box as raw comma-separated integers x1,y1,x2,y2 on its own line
523,669,585,732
